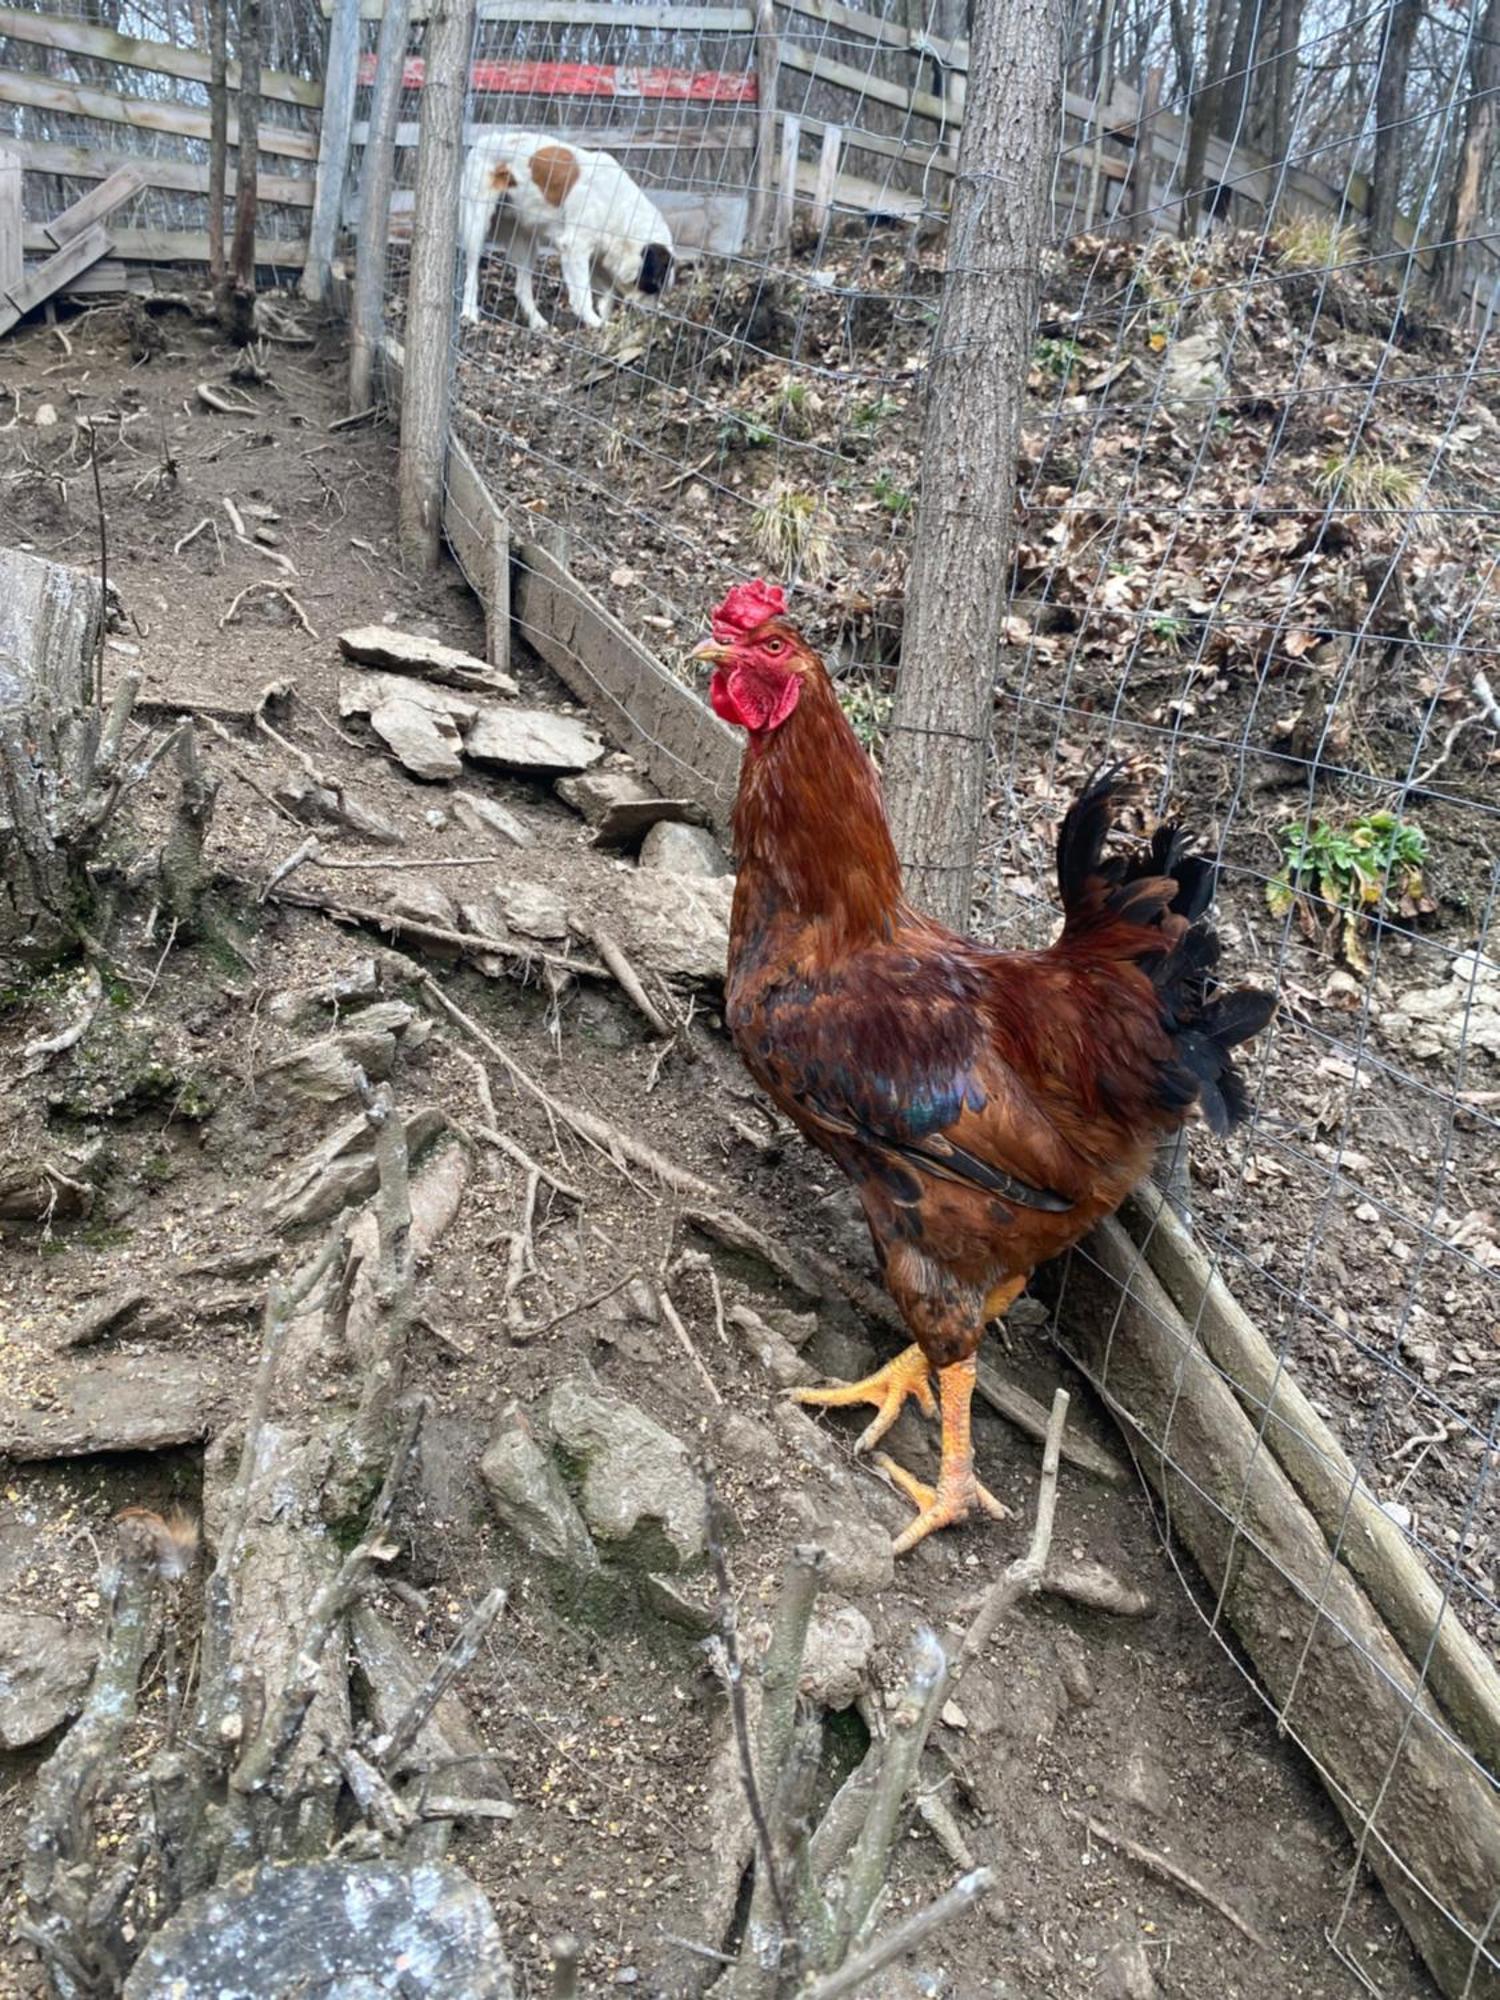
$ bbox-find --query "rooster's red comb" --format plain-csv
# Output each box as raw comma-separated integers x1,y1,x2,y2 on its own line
710,579,787,643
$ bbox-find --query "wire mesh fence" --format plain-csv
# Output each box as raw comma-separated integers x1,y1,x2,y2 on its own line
359,0,1500,1982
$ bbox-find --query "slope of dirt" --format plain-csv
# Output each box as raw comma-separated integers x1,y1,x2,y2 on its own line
0,299,1443,1999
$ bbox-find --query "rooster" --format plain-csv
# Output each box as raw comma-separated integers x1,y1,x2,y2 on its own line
692,580,1275,1555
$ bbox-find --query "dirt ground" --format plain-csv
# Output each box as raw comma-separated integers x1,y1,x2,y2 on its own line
0,293,1463,1999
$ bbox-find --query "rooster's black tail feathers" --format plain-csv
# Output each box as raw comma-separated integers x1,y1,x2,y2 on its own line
1054,764,1275,1135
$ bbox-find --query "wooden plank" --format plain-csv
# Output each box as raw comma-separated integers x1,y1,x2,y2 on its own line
745,0,777,251
376,55,756,102
0,221,111,336
55,258,157,298
0,6,321,108
330,0,751,21
303,0,360,301
796,108,952,178
22,224,308,267
809,120,841,233
0,69,318,162
774,111,799,248
356,116,756,149
783,0,964,67
13,137,314,210
777,41,951,129
0,145,20,302
39,164,143,251
513,537,741,827
792,155,924,219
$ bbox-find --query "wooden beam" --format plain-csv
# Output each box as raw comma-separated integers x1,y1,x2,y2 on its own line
774,110,799,248
783,0,964,66
777,41,952,128
22,224,308,267
37,164,143,251
0,144,20,304
745,0,778,251
353,116,755,149
0,5,321,108
797,108,952,178
0,221,112,336
349,0,409,409
809,120,841,233
304,0,360,302
326,0,751,21
12,138,314,210
0,69,318,162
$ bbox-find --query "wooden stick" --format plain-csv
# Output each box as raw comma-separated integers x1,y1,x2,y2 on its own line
800,1870,994,2000
376,1583,505,1774
658,1285,723,1408
272,888,605,980
591,923,672,1037
1066,1809,1267,1949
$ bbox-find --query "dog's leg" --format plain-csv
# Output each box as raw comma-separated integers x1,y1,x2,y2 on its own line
512,236,548,333
458,195,488,325
560,239,605,328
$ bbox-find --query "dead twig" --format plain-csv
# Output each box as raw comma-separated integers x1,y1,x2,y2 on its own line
276,891,605,982
331,405,379,431
799,1871,994,2000
260,832,321,901
525,1271,639,1339
1064,1809,1268,1949
220,580,318,637
222,494,297,574
1042,1558,1153,1618
658,1285,724,1407
197,380,258,416
375,1583,505,1775
952,1388,1070,1685
591,923,672,1037
442,1038,584,1202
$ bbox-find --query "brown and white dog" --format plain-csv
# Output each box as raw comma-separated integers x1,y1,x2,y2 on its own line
459,131,674,332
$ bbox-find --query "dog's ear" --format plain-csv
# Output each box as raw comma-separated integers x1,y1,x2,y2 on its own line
638,242,673,295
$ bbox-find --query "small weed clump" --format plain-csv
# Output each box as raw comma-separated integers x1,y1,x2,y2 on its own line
751,482,833,579
1268,809,1429,968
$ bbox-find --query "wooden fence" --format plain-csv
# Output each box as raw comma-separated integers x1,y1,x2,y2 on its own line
0,0,1493,329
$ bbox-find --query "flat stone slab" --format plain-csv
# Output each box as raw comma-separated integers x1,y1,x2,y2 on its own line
368,697,463,782
339,672,478,728
464,707,605,774
0,1610,98,1748
338,624,519,698
0,1355,228,1459
123,1860,514,1999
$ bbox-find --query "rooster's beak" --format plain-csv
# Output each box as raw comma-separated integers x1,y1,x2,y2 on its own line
690,639,730,666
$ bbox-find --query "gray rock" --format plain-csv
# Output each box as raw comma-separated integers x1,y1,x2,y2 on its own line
799,1603,874,1711
555,770,704,846
340,671,479,729
265,1027,397,1103
368,697,463,782
458,894,512,940
267,1104,446,1231
502,880,569,940
729,1304,815,1387
1383,949,1500,1062
1115,1744,1173,1818
624,1277,660,1325
350,1606,511,1799
0,1611,98,1747
546,1376,707,1572
122,1860,513,2000
789,1493,894,1596
716,1411,780,1470
386,880,460,929
639,821,730,878
338,624,519,697
451,789,534,848
0,1355,227,1459
481,1409,599,1571
1099,1939,1157,2000
464,706,605,774
273,772,402,845
606,871,732,983
1161,322,1227,415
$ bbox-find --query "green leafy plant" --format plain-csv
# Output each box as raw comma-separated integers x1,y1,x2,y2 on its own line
1032,335,1081,383
718,410,774,453
871,470,913,519
838,680,893,750
1267,810,1429,969
852,395,900,431
1149,611,1188,648
777,377,815,439
751,482,833,579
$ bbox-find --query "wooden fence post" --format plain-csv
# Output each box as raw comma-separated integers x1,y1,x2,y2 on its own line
1127,64,1162,239
349,0,409,412
775,111,799,249
0,146,21,307
302,0,360,303
745,0,779,252
398,0,474,571
810,122,841,235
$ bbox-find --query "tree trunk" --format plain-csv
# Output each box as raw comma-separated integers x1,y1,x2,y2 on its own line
207,0,227,286
1369,0,1421,259
1215,0,1263,149
398,0,477,570
1180,0,1235,233
1433,0,1499,309
1266,0,1304,165
349,0,410,411
881,0,1068,929
218,0,260,343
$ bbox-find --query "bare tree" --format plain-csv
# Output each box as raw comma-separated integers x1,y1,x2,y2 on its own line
218,0,261,342
1432,0,1499,308
207,0,228,286
1369,0,1423,258
881,0,1069,927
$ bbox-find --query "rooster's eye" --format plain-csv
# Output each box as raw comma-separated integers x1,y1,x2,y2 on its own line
764,638,785,655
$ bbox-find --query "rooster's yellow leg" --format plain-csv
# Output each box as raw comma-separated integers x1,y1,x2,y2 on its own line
791,1342,937,1454
872,1355,1011,1556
